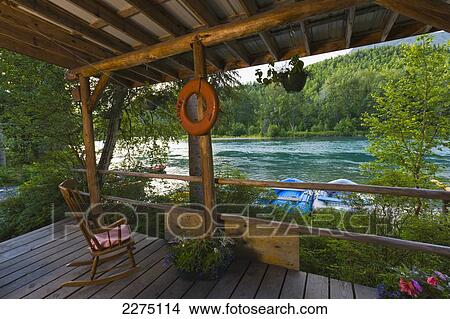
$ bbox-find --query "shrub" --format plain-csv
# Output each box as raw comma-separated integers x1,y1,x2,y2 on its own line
267,124,281,137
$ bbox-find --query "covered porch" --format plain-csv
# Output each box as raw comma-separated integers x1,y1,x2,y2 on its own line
0,0,449,300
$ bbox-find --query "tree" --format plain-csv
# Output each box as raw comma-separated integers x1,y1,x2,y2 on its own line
362,36,450,207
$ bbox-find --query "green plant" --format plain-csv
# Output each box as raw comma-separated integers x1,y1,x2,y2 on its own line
167,235,234,280
256,55,308,92
215,164,260,205
362,36,450,199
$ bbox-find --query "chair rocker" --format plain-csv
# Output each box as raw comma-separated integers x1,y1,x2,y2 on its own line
59,179,138,287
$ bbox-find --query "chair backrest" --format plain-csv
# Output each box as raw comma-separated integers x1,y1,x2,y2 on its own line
59,179,102,251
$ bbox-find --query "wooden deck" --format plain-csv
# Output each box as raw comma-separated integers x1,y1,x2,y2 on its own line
0,219,377,299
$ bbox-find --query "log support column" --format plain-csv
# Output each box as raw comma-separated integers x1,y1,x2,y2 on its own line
192,39,216,236
78,74,110,213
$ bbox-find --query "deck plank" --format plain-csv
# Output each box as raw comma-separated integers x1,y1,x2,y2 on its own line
207,258,250,299
279,269,307,299
354,284,377,299
66,237,157,299
135,266,179,298
330,278,354,299
90,240,167,299
304,274,329,299
28,236,155,299
0,232,84,279
158,276,195,299
43,234,147,299
230,262,268,299
0,219,75,263
0,229,81,273
113,253,170,299
182,279,218,299
0,240,87,297
0,218,70,251
255,265,287,299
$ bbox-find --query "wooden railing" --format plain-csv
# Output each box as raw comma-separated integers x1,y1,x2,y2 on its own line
74,168,450,201
73,168,450,258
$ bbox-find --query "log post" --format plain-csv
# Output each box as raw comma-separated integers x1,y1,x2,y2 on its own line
192,39,216,236
79,77,101,211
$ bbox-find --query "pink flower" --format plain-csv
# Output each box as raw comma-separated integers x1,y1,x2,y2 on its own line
399,278,419,297
427,277,438,286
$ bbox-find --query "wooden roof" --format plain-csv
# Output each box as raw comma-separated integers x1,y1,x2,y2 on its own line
0,0,448,86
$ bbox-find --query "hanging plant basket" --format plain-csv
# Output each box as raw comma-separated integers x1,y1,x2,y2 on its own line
279,69,308,92
256,55,308,93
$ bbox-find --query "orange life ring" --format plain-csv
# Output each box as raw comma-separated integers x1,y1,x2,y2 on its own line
176,79,219,136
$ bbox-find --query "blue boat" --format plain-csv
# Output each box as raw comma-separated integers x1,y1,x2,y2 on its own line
263,178,315,214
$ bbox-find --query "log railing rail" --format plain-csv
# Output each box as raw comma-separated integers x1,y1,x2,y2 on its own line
73,168,450,201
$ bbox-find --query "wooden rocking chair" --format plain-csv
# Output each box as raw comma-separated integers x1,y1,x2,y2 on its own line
59,179,138,287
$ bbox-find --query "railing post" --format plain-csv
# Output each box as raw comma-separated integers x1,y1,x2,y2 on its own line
192,38,216,237
79,77,101,213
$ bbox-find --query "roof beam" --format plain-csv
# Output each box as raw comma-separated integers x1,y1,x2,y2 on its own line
180,0,251,67
0,18,153,86
224,41,252,66
299,21,310,56
125,0,188,36
67,0,158,46
0,3,111,59
180,0,218,26
259,31,281,61
345,6,356,48
0,18,97,64
375,0,450,33
380,11,399,42
205,52,225,71
11,0,132,53
12,0,166,80
0,33,79,68
167,56,194,73
146,63,178,80
66,0,369,80
238,0,280,61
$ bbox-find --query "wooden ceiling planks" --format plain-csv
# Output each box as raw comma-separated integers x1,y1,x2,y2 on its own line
0,0,445,85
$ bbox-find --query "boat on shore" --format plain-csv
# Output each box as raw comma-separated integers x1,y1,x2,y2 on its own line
312,178,357,211
260,178,315,214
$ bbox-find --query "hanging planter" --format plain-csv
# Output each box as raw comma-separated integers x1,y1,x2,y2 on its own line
256,55,308,93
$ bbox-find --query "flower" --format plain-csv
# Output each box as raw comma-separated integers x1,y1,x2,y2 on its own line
427,277,438,287
434,271,447,281
411,280,423,293
376,284,386,299
399,278,419,297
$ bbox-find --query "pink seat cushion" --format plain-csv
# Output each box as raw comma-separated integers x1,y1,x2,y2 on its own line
92,224,131,250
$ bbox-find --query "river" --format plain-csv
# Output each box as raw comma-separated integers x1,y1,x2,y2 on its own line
165,137,450,183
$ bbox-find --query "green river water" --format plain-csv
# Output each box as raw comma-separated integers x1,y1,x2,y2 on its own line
166,137,450,183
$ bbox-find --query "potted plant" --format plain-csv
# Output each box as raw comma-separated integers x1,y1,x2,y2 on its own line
255,55,308,93
165,234,234,280
377,266,450,298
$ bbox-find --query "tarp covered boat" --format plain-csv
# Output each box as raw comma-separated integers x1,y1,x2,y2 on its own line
265,178,315,214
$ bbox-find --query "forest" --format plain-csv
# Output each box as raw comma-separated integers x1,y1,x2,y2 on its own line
213,45,403,137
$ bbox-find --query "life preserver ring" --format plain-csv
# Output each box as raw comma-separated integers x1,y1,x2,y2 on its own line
176,79,219,136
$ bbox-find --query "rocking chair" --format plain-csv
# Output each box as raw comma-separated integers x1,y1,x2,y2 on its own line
59,179,138,287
